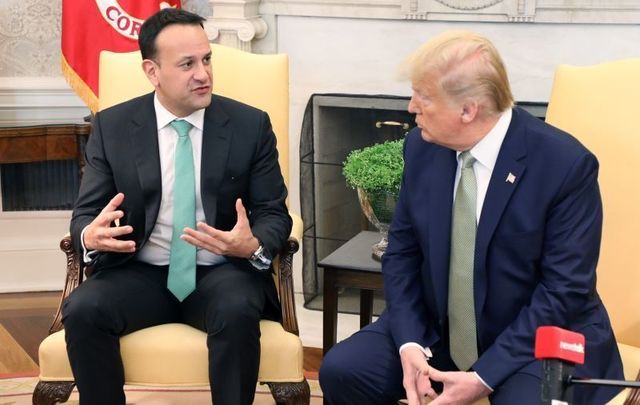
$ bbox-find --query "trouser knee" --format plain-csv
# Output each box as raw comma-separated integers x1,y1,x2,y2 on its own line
206,297,261,336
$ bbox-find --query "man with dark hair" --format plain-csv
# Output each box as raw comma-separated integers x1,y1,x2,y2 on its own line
62,8,291,405
320,30,623,405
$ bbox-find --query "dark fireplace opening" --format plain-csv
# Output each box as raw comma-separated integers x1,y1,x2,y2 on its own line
1,160,80,211
299,94,547,315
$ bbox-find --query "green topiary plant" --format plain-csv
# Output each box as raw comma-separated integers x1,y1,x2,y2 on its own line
343,139,405,261
342,139,404,193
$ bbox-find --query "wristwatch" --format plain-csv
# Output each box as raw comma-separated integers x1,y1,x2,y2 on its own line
249,241,271,270
250,242,265,261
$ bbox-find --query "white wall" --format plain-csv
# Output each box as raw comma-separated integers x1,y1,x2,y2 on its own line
0,212,71,292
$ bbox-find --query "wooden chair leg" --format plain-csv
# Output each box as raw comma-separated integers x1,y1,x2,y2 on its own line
32,380,75,405
266,379,311,405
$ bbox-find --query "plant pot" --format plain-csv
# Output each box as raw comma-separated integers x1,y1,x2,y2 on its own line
357,188,398,261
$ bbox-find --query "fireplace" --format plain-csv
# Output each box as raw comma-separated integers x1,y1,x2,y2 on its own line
299,94,547,314
300,94,415,313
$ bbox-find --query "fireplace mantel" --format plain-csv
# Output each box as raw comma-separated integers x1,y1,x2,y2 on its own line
207,0,638,51
258,0,640,24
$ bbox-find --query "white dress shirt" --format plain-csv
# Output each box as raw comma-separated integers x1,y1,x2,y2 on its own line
453,108,512,223
136,95,225,266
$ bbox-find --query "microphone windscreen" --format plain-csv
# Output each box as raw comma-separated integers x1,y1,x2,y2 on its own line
535,326,585,365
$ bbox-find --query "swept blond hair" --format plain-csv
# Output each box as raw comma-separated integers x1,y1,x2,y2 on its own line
404,30,514,117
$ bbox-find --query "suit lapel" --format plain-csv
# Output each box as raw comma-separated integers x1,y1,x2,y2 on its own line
475,108,527,318
201,96,232,224
130,94,162,239
428,147,457,320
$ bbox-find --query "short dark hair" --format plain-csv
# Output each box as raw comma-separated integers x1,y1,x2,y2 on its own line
138,8,206,60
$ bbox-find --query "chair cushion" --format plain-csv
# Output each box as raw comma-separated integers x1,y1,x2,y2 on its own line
38,321,304,385
608,343,640,404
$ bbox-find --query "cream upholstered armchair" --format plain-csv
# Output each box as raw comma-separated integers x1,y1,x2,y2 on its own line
33,44,309,405
545,58,640,405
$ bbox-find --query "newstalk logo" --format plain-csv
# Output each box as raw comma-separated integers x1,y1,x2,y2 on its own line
559,341,585,354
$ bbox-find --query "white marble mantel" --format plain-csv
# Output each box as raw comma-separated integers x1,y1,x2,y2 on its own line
208,0,640,51
257,0,640,23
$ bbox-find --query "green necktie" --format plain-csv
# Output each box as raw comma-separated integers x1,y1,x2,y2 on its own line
448,151,478,371
167,119,196,302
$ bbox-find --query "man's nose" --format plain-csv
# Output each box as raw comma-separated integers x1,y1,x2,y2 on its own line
408,96,418,113
193,62,210,82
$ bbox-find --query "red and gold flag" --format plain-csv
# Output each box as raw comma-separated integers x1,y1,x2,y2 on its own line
61,0,181,112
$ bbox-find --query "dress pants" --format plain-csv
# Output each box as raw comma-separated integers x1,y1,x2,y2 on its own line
319,313,620,405
62,260,271,405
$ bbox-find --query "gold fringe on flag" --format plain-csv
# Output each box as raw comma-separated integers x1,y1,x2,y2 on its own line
61,54,99,113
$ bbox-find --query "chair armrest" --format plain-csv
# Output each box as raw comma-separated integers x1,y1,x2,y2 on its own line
289,212,303,244
277,212,302,336
49,233,83,334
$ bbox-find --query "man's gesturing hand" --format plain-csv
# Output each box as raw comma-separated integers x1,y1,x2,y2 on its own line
83,193,135,252
182,198,260,258
400,346,437,405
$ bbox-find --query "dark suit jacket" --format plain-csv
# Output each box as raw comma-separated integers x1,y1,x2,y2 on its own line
70,92,292,313
380,107,622,391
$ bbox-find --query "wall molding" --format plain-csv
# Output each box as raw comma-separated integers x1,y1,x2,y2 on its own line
259,0,640,23
260,0,404,19
0,77,89,127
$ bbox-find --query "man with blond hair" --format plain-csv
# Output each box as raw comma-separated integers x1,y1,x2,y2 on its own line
320,31,622,404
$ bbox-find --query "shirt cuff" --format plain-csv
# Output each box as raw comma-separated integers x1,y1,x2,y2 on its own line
399,342,433,359
473,372,494,392
80,226,98,264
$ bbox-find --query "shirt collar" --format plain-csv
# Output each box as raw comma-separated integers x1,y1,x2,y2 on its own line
460,108,512,171
154,93,205,132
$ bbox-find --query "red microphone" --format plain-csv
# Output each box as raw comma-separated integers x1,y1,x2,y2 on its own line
535,326,640,404
535,326,585,404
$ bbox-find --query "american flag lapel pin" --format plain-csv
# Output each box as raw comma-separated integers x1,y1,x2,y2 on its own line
506,172,516,184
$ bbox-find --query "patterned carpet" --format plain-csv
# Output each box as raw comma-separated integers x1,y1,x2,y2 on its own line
0,372,323,404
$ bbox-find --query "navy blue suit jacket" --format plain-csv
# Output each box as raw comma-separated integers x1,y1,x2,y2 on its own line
380,107,622,391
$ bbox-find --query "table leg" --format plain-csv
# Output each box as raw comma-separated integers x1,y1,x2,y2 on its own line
360,289,374,328
323,267,338,355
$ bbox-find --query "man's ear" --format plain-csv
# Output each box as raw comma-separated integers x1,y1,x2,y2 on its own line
142,59,159,87
460,99,479,124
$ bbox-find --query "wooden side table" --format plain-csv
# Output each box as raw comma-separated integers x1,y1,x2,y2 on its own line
318,231,385,355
